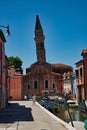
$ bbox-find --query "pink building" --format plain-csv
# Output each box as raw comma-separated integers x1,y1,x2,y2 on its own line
75,49,87,102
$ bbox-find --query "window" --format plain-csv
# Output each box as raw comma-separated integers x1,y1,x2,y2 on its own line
63,72,67,79
80,68,82,77
75,70,79,78
34,80,38,89
28,85,30,89
41,42,43,48
64,80,71,86
45,80,48,88
53,83,55,88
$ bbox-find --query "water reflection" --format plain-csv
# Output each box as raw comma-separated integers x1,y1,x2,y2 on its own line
56,104,87,123
39,99,87,123
74,111,79,121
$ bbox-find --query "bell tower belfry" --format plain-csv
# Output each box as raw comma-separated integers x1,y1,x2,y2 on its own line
34,15,46,61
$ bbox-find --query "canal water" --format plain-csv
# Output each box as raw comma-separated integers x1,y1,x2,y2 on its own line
39,99,87,123
55,103,87,123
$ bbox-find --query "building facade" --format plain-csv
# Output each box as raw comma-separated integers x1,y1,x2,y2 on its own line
76,49,87,102
23,15,73,97
8,66,23,100
0,29,8,109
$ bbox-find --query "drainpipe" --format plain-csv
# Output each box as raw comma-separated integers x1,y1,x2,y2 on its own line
0,42,2,109
83,60,86,100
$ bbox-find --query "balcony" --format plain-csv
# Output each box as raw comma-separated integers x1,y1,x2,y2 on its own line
76,76,84,85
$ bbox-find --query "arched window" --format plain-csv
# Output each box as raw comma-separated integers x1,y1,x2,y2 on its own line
34,80,38,89
53,83,55,88
41,42,43,48
28,85,30,89
45,80,48,88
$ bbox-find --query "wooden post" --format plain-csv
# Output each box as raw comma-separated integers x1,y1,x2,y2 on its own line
66,101,74,127
83,99,87,115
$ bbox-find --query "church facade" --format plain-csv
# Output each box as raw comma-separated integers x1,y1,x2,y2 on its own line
23,15,73,97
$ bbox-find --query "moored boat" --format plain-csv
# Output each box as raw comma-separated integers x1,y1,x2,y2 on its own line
45,101,58,113
58,97,65,103
67,100,78,108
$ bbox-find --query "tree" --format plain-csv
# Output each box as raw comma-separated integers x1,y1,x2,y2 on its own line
7,56,23,74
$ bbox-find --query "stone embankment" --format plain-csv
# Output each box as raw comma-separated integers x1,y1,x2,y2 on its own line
0,100,83,130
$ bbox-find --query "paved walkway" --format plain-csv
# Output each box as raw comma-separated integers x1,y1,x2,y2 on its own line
0,101,77,130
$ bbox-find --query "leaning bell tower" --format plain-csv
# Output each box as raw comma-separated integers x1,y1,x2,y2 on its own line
34,15,46,61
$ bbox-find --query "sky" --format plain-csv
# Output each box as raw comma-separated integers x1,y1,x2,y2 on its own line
0,0,87,74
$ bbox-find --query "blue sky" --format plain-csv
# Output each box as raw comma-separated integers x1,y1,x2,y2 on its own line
0,0,87,74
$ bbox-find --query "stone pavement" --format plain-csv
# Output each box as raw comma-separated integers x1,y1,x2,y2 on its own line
0,101,77,130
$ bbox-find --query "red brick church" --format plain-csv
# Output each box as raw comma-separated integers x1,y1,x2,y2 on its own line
23,15,73,97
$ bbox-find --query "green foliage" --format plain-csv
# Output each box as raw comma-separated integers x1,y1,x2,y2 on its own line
7,56,23,74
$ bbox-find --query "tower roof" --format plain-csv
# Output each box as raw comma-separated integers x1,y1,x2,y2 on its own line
35,15,43,32
81,49,87,59
81,49,87,56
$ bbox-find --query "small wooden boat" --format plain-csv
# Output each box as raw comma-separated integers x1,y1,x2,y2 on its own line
58,97,65,103
67,100,78,107
39,96,49,106
45,101,58,113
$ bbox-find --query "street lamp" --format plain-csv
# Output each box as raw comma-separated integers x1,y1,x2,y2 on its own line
0,25,10,36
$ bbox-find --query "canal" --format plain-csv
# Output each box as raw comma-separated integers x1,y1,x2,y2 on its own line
39,99,87,123
55,103,87,123
55,104,87,123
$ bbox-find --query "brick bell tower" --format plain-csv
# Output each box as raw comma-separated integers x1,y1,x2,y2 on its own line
34,15,46,61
